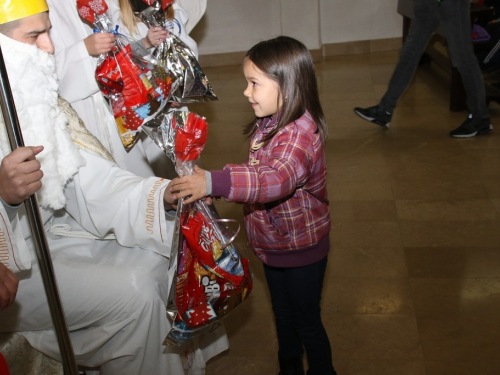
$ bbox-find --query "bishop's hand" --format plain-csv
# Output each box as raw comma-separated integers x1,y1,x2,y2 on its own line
0,146,44,206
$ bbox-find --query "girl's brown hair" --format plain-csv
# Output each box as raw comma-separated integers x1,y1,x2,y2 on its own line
121,0,175,36
243,36,327,144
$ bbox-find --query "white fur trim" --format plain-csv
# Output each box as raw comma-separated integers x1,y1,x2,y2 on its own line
0,33,85,210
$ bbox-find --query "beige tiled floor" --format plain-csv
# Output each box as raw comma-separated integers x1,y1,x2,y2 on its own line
189,51,500,375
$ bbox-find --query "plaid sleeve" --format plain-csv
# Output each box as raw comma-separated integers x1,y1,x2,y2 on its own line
225,129,316,204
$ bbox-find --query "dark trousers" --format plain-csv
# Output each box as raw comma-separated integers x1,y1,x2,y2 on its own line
263,257,334,375
380,0,488,118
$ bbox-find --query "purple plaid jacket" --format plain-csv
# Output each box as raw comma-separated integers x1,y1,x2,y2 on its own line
212,111,331,267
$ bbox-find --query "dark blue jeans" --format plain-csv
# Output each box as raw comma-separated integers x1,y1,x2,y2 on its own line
263,257,334,375
380,0,488,118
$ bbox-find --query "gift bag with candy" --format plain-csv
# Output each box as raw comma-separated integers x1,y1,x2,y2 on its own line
76,0,178,151
143,112,253,346
133,0,217,103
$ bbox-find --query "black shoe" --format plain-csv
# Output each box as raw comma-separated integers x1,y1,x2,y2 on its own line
278,354,305,375
449,114,493,138
306,369,338,375
354,105,392,128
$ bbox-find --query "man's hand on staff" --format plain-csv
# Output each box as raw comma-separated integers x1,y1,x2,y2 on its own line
0,146,44,205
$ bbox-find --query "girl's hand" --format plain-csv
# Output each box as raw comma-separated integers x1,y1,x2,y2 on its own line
84,33,116,56
144,27,169,48
164,180,178,210
170,166,207,205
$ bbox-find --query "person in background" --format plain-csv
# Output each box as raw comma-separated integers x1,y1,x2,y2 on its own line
170,36,338,375
113,0,200,58
175,0,207,34
354,0,493,138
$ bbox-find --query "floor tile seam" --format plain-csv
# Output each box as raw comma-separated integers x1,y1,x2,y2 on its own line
407,276,500,280
412,313,500,321
389,177,422,342
330,199,397,201
330,354,426,361
393,199,500,219
329,245,405,250
324,312,421,318
327,276,411,280
395,218,500,222
395,218,500,223
493,202,500,217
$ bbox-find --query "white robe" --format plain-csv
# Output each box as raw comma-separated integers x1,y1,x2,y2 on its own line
0,147,227,375
1,98,227,374
175,0,207,34
0,193,31,275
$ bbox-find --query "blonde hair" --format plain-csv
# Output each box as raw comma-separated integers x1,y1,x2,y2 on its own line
119,0,174,36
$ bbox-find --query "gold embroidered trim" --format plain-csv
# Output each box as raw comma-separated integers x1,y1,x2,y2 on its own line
146,179,164,234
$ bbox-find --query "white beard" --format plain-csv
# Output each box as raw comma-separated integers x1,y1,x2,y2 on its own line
0,32,85,210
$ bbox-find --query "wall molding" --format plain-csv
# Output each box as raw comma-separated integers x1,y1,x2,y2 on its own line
323,37,403,58
198,37,403,68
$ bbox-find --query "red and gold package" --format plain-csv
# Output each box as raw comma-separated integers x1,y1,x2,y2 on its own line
173,207,252,330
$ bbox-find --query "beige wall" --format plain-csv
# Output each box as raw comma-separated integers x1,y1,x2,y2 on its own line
191,0,403,56
320,0,402,44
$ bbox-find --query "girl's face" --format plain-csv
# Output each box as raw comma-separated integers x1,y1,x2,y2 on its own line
243,59,282,118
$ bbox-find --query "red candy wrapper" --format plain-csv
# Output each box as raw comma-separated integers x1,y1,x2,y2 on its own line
175,112,208,162
76,0,108,23
142,111,207,176
77,0,177,151
143,111,253,346
176,203,252,329
141,0,173,7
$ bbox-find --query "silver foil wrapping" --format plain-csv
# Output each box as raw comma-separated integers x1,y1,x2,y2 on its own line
142,110,188,175
135,3,218,103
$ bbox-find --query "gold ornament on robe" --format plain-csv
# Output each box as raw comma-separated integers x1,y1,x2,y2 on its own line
0,0,49,25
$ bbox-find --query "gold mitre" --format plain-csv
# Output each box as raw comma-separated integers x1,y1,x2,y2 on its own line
0,0,49,25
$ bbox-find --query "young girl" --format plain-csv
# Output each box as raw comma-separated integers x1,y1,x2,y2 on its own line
171,36,337,375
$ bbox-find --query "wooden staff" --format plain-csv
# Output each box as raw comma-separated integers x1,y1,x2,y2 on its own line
0,45,79,375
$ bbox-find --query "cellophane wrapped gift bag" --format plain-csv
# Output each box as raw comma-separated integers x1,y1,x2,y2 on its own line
134,0,217,103
143,111,253,346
